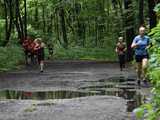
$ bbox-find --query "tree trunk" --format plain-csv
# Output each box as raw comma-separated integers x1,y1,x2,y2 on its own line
34,2,39,29
42,6,46,33
117,0,124,32
124,0,134,61
15,1,21,40
4,1,9,46
148,0,157,29
139,0,144,26
82,23,86,47
59,8,68,49
17,0,24,40
54,11,61,46
47,14,53,33
95,19,98,47
24,0,27,39
3,0,13,46
14,0,24,42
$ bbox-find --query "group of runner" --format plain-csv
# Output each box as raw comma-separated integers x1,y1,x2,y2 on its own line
22,38,45,72
115,26,150,87
22,26,150,86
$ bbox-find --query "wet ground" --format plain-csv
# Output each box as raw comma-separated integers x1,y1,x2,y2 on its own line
0,61,151,120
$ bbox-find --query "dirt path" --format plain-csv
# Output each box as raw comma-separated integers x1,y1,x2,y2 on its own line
0,61,141,120
0,61,135,91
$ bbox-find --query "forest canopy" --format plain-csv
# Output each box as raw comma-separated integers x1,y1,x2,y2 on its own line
0,0,158,61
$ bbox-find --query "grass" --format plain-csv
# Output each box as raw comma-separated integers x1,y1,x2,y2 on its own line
0,46,24,71
53,47,117,61
0,45,117,71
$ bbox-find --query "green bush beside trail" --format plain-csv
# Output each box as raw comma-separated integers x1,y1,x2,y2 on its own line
0,46,24,71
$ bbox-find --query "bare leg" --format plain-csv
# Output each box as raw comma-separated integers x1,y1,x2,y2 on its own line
137,62,142,80
142,58,148,80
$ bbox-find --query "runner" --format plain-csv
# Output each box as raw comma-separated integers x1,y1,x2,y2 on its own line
34,38,45,72
131,26,150,86
115,37,127,71
48,44,54,60
22,37,35,65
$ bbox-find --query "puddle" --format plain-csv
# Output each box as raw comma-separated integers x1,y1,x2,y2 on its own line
0,90,94,100
0,77,147,112
78,77,145,112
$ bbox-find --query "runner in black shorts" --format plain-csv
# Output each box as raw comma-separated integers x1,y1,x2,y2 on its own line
135,54,149,63
131,26,150,86
115,37,127,71
34,38,45,72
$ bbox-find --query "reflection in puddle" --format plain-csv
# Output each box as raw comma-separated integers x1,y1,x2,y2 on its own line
1,90,94,100
0,77,147,112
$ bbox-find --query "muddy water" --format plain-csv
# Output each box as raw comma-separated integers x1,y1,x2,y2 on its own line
0,77,145,112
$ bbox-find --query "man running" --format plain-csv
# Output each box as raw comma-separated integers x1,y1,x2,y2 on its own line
131,26,150,86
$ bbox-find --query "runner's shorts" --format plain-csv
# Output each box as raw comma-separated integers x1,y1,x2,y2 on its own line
135,54,149,62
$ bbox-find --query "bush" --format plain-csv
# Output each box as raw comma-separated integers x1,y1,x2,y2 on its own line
134,22,160,120
0,46,24,71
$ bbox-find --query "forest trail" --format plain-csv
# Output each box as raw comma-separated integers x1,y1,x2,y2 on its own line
0,61,151,120
0,61,135,91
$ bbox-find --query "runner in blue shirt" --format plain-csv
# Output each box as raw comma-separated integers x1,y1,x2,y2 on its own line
131,26,150,86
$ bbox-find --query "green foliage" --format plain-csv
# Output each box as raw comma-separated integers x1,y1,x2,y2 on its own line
0,0,155,68
0,46,24,71
26,0,124,48
133,107,145,119
1,0,150,62
0,19,5,45
54,47,116,61
154,3,160,15
135,17,160,120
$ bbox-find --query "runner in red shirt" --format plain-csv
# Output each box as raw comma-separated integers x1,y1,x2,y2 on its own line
115,37,127,71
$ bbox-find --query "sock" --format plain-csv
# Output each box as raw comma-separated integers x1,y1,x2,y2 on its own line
40,63,44,71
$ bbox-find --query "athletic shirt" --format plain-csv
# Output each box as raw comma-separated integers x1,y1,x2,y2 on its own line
22,40,29,49
116,42,126,55
132,35,150,56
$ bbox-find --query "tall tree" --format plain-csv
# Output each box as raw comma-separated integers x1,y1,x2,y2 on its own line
24,0,27,39
14,0,25,42
148,0,157,29
59,8,68,49
139,0,144,26
42,5,46,33
3,0,13,46
124,0,134,61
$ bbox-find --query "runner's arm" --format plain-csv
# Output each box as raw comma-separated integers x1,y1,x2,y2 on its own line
131,38,138,48
115,44,118,53
145,37,151,50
